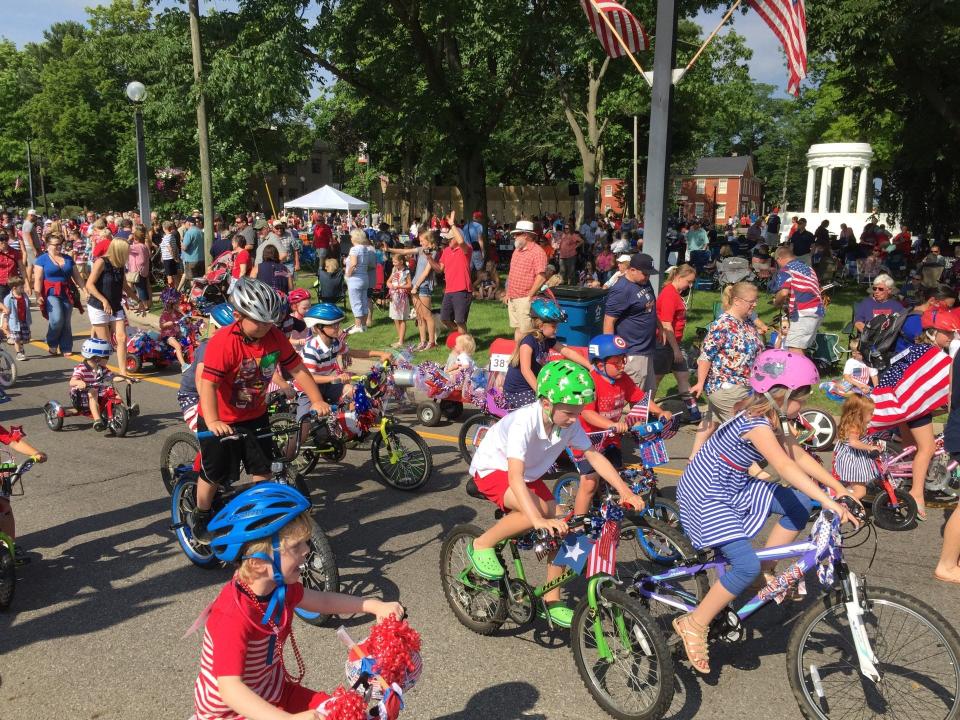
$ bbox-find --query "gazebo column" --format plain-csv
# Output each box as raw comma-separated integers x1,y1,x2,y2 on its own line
804,166,816,213
818,165,832,213
839,166,854,213
855,166,870,214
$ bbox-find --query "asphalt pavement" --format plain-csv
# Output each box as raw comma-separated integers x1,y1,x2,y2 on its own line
1,310,958,720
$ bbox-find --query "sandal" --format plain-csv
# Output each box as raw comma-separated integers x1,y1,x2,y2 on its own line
672,613,710,674
466,541,504,580
541,601,573,628
413,342,427,352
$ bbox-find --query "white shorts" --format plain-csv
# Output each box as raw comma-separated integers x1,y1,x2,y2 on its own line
86,304,126,326
785,315,821,350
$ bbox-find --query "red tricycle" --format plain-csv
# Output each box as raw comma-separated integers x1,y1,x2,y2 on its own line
125,316,203,373
42,372,141,437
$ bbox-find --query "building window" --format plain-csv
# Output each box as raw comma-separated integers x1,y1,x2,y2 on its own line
605,204,612,212
718,178,727,193
604,185,613,197
695,202,704,217
696,178,705,194
716,203,726,219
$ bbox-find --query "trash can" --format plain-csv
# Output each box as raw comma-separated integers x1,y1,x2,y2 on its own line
550,286,607,347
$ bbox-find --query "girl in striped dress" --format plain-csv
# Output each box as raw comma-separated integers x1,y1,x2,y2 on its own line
832,393,884,501
674,349,860,675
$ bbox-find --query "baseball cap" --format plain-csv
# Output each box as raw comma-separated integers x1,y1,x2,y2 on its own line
616,254,632,263
253,218,268,230
27,208,36,216
629,253,659,275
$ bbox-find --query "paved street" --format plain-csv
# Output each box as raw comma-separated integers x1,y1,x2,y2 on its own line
1,312,959,720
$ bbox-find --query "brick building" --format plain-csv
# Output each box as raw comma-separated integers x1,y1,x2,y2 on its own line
678,156,764,225
598,178,625,216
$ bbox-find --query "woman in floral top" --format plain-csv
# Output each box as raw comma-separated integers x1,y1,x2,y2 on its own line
690,281,763,455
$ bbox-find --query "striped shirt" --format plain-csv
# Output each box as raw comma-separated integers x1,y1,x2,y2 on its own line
770,259,823,320
676,413,777,549
160,234,177,261
832,437,877,485
302,334,342,377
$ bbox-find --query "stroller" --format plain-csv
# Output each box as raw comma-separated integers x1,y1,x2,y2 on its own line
716,256,754,287
188,249,235,314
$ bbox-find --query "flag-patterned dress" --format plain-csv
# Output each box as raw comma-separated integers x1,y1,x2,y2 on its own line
870,343,951,429
677,412,776,549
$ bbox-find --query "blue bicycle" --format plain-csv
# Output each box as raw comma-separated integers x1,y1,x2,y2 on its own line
570,498,960,720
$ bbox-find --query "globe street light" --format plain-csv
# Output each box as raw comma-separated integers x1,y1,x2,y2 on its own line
126,81,151,224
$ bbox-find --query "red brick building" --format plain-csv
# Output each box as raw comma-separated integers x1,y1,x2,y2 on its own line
678,156,763,225
598,178,625,216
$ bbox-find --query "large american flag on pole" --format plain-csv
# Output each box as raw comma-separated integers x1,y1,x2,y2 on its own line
869,344,952,430
580,0,649,59
747,0,808,96
586,519,620,577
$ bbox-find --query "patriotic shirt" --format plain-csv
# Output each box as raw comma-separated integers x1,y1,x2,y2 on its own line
72,362,111,389
193,580,305,720
297,333,343,392
870,343,951,429
701,313,763,394
770,259,823,320
677,412,777,549
577,370,646,449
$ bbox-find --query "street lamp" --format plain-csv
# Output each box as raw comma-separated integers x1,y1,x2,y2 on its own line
126,81,151,224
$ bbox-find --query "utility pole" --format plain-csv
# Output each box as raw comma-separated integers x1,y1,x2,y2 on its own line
188,0,214,261
632,115,638,218
25,141,34,210
641,0,679,289
780,150,791,210
38,152,47,216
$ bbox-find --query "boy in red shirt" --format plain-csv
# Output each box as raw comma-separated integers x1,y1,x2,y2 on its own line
192,278,331,541
0,424,46,564
571,334,670,515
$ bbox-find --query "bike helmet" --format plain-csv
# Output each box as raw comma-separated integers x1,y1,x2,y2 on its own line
208,303,235,329
304,302,346,327
536,359,595,405
530,297,567,323
228,277,284,324
160,287,182,305
921,307,960,333
750,349,819,431
80,337,112,359
588,334,628,361
287,288,310,306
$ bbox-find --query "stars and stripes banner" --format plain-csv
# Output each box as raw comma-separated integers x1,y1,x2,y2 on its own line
580,0,649,59
554,534,591,575
869,344,952,430
747,0,808,96
586,519,620,577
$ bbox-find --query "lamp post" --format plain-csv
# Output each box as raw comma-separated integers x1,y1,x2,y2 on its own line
126,81,151,224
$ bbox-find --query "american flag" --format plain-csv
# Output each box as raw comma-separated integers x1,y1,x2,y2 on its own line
586,518,620,577
869,344,952,430
748,0,808,96
580,0,649,59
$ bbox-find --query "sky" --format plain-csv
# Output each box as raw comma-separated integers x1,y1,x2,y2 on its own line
1,1,793,93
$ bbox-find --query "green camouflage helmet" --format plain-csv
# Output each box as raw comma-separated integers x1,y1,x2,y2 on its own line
536,359,595,405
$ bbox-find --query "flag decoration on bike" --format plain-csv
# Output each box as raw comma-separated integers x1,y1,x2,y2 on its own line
553,533,591,575
869,344,951,430
586,515,621,578
579,0,648,59
747,0,808,96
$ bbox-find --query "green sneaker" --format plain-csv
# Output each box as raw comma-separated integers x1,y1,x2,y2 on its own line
467,541,504,580
542,602,574,628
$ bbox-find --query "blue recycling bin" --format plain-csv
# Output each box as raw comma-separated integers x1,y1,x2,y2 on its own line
551,286,608,347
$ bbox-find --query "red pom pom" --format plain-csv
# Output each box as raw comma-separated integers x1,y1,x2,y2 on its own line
322,686,366,720
8,426,25,442
366,617,421,686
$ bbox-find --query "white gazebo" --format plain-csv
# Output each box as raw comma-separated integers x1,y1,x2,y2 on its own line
804,143,873,215
283,185,368,211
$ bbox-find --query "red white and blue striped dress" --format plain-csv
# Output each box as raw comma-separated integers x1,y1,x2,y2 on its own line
677,413,777,549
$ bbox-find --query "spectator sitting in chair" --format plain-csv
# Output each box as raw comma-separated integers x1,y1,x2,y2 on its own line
852,274,904,334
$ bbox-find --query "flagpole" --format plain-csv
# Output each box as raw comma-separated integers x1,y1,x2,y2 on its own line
684,0,743,73
587,0,647,76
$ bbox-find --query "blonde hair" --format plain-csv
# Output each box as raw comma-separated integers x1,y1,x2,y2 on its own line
837,393,875,442
665,263,696,283
510,320,545,366
721,281,757,311
324,257,339,273
456,333,476,355
739,386,811,426
350,228,370,246
237,512,313,583
105,238,129,269
774,245,795,261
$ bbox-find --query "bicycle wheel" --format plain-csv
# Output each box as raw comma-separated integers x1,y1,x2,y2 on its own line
0,349,16,388
0,536,15,611
109,402,130,437
457,414,496,466
787,585,960,720
799,409,837,451
553,472,580,510
571,586,675,720
294,518,340,627
646,498,682,530
439,523,507,635
170,479,218,568
269,412,306,473
160,431,200,496
871,488,918,531
371,424,432,491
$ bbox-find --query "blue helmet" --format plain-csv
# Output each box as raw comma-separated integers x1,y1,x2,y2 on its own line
80,337,112,359
207,482,311,563
588,333,628,361
530,298,567,323
209,303,235,328
304,302,345,327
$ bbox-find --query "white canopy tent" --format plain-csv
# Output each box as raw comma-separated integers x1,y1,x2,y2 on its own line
282,185,368,211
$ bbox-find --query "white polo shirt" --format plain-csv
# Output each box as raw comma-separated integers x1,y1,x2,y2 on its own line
469,402,591,482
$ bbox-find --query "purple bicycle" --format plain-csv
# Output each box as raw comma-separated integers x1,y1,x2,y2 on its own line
573,499,960,720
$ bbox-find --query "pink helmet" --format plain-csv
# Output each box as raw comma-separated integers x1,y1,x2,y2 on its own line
750,349,819,395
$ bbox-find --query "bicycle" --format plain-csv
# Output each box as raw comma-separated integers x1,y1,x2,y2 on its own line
0,457,37,611
42,371,141,437
573,498,960,720
456,386,508,466
0,343,16,390
168,423,339,626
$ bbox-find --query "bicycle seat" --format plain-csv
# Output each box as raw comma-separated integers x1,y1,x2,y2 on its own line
466,478,484,500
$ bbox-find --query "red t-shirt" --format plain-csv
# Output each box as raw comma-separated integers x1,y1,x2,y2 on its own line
578,370,646,448
200,323,302,422
0,249,19,284
440,243,473,293
656,283,687,342
231,249,250,279
92,238,111,259
312,224,332,250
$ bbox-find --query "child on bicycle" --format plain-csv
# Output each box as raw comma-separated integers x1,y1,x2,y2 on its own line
0,425,46,564
193,482,406,720
570,333,671,515
177,303,234,432
192,278,332,542
674,349,860,674
70,338,114,431
159,287,191,371
468,360,645,628
832,392,884,501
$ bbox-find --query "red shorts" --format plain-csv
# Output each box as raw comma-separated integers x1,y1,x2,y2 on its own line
278,682,328,712
473,469,553,511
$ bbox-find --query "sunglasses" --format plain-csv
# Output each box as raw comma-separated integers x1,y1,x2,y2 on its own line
872,286,888,291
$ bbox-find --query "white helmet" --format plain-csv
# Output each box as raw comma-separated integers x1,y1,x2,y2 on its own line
81,338,112,359
228,277,283,324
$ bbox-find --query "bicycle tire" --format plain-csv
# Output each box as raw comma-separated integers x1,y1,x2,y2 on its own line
0,349,17,388
799,409,837,451
269,412,306,472
553,472,580,509
871,488,918,531
571,586,675,720
787,585,960,720
294,518,339,626
439,523,507,635
109,402,130,437
160,431,200,496
170,479,218,568
0,537,15,610
457,415,496,466
371,424,432,491
646,498,682,530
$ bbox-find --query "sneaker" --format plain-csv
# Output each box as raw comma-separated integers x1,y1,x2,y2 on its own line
15,352,25,361
92,419,107,432
190,508,213,544
466,541,504,580
181,362,191,373
346,325,366,335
